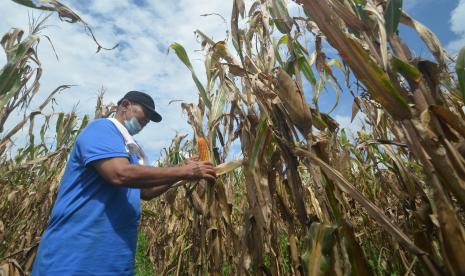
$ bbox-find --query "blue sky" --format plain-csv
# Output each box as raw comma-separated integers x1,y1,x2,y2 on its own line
403,0,462,51
0,0,464,163
313,0,464,119
293,0,465,137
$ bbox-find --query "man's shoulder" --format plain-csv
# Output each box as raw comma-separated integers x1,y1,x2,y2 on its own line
88,118,113,127
78,118,120,141
84,118,119,132
73,118,127,163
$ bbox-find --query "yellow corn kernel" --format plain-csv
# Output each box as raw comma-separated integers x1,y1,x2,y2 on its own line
197,137,210,161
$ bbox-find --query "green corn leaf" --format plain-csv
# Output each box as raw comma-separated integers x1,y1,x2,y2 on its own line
209,86,227,127
40,120,47,146
274,43,284,67
11,0,55,10
342,222,372,276
270,0,293,34
391,55,421,84
274,35,289,67
248,119,269,171
302,223,338,275
385,0,403,36
62,113,76,146
326,78,341,114
78,115,90,133
340,129,349,147
55,112,64,147
28,133,35,160
457,46,465,101
0,71,21,108
297,57,317,86
169,43,211,109
294,41,317,86
205,52,220,94
0,33,39,108
277,34,289,46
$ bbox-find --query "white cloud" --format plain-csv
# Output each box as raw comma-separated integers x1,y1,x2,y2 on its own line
0,0,233,162
447,0,465,53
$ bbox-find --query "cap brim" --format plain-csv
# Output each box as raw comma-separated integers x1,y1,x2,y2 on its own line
139,102,162,122
151,111,162,122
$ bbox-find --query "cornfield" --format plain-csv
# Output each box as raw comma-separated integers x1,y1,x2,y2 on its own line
1,0,465,275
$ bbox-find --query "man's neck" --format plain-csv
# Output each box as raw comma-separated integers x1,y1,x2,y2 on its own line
114,112,125,125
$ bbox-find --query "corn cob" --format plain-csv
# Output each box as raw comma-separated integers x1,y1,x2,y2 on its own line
197,137,210,161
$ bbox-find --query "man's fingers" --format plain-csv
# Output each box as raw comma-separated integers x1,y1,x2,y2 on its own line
198,162,214,169
185,160,216,181
198,166,214,174
203,169,216,177
200,166,216,180
199,161,214,166
202,174,216,182
184,156,199,165
202,168,216,177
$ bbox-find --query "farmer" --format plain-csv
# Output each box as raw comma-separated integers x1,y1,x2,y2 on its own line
31,91,216,275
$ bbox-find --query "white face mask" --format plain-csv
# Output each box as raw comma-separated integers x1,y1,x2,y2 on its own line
123,105,142,135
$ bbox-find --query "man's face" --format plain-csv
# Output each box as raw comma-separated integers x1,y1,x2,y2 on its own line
123,101,150,129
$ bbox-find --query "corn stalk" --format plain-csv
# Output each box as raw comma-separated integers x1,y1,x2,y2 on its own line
144,0,465,275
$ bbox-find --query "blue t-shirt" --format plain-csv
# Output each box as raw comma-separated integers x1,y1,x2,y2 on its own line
32,119,142,275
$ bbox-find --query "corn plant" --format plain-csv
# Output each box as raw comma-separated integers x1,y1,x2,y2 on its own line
0,8,102,274
141,0,465,275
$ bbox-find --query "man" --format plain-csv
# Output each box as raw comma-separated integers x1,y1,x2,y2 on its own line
32,91,216,275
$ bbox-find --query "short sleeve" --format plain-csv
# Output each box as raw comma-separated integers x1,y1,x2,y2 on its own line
75,119,129,166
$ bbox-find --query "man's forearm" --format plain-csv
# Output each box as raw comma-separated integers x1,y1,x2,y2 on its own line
116,164,188,188
140,182,173,200
93,157,214,189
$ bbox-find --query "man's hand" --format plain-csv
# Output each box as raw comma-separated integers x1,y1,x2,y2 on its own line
182,155,199,165
183,158,216,182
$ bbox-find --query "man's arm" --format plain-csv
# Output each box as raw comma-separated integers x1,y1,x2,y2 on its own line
140,184,172,201
139,157,202,201
91,157,215,189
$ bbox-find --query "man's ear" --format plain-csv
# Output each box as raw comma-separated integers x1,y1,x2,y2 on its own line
120,99,131,109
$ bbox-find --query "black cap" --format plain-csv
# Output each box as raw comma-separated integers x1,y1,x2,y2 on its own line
118,91,162,122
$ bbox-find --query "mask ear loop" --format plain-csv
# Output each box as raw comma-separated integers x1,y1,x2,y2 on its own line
126,104,132,121
122,103,129,122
